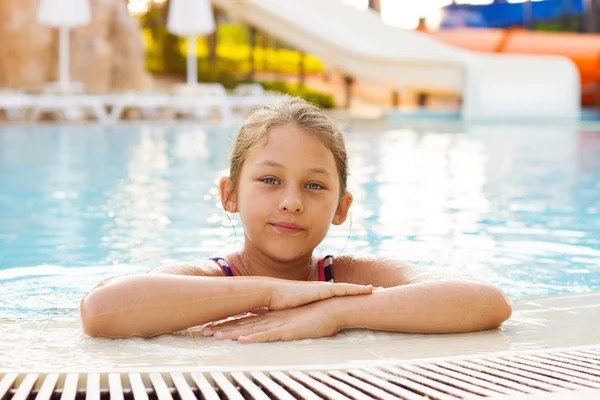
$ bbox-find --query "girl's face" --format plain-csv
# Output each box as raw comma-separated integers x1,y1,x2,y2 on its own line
221,124,352,262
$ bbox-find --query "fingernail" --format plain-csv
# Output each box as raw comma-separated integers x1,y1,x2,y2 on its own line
214,331,224,339
202,329,213,336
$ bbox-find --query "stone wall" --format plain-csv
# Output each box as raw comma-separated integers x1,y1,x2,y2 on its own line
0,0,152,92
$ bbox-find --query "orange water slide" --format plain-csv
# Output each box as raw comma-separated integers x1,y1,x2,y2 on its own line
430,28,600,106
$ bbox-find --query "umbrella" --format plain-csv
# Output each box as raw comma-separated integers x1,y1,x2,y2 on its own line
167,0,216,87
37,0,91,91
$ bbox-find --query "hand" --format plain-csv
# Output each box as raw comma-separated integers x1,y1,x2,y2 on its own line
268,280,372,310
201,300,340,343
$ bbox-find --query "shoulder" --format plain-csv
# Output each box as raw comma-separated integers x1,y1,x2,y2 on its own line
146,259,226,277
331,255,441,287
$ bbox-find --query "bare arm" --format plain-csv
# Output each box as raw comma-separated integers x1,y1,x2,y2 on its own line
80,273,275,338
332,279,512,333
80,263,372,339
332,256,512,333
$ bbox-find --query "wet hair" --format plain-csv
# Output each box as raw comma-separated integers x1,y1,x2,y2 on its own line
229,96,348,194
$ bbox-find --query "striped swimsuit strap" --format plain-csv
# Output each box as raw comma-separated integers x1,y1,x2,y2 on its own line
210,255,334,282
210,257,236,277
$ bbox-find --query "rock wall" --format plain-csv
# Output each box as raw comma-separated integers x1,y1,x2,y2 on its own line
0,0,152,92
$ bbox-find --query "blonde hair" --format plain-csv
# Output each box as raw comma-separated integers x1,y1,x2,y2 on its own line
229,96,348,193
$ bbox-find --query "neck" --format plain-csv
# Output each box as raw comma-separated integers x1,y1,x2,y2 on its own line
228,241,316,281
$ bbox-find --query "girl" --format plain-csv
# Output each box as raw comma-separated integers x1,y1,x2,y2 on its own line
81,97,512,342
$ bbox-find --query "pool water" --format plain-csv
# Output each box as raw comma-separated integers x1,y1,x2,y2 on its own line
1,122,599,319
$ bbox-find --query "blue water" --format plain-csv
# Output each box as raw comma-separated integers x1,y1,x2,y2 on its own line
1,123,599,319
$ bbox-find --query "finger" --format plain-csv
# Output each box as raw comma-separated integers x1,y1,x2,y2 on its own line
238,328,285,344
202,315,260,336
214,318,268,334
249,307,269,314
330,283,373,297
214,323,273,340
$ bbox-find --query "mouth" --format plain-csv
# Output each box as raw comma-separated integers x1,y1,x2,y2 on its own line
270,222,305,234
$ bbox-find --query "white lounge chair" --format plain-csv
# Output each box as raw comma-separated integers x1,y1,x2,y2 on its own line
230,83,283,113
169,83,233,122
0,90,35,121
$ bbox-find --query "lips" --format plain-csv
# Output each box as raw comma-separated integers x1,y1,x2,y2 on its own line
270,222,304,233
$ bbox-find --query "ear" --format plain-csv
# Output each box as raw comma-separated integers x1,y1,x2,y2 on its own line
219,177,237,213
332,191,353,226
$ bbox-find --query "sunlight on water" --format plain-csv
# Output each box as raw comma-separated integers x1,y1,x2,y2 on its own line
0,123,599,318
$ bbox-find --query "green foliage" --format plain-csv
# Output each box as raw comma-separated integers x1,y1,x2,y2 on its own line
260,81,336,109
533,15,583,32
139,4,333,107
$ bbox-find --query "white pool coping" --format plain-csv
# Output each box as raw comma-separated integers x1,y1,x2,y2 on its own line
1,292,599,372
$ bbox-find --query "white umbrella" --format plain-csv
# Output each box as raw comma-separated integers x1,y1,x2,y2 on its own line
167,0,216,87
37,0,91,91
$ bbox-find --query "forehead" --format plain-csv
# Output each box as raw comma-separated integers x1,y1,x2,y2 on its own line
244,124,337,171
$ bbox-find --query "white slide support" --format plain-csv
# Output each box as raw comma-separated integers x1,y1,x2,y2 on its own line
211,0,581,121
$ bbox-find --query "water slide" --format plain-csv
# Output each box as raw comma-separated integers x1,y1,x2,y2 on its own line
210,0,581,121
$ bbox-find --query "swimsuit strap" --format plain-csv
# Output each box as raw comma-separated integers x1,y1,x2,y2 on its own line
318,255,334,282
211,256,334,281
210,257,236,277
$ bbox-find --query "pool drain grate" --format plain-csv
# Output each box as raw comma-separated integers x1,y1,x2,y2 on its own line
1,346,599,399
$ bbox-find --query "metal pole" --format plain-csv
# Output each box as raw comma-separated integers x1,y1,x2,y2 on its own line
585,0,599,32
523,0,533,30
248,27,257,81
187,35,197,86
298,51,305,88
59,26,70,88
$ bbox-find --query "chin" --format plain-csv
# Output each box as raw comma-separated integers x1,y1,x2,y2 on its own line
263,243,311,262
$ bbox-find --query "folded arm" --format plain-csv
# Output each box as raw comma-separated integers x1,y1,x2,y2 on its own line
80,262,372,339
333,278,512,333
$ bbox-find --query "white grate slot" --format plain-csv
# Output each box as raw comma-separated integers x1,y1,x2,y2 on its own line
211,372,244,400
231,372,270,400
288,370,350,400
471,358,582,391
504,356,600,388
35,373,59,400
270,371,322,400
249,372,295,400
381,366,477,399
572,351,600,360
171,372,196,400
556,352,600,366
347,369,430,400
361,367,459,400
399,364,501,397
109,373,124,400
12,374,39,400
149,373,172,400
129,373,150,400
0,374,18,400
519,354,600,375
410,363,515,397
86,373,100,400
455,359,558,392
581,349,600,356
328,370,402,400
308,371,376,400
61,373,79,400
436,361,541,395
190,372,219,400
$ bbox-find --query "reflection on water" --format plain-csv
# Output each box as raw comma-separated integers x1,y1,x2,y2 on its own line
0,123,599,318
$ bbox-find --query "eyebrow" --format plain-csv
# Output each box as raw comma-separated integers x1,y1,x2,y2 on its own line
256,160,331,175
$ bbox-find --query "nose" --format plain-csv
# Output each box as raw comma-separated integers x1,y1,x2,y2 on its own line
279,187,304,213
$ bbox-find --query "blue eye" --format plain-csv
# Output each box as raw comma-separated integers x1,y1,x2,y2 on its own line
306,182,324,190
262,177,279,185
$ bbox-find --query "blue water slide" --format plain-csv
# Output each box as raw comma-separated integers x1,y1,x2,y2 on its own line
442,0,585,28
